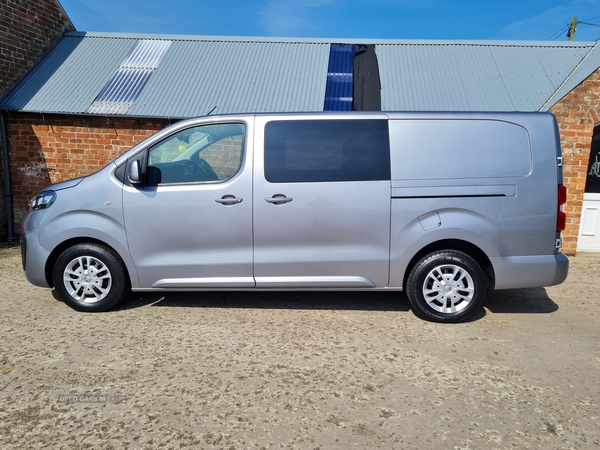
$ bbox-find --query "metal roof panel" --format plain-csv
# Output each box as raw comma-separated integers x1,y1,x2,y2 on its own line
86,39,171,114
0,35,137,114
1,32,599,117
129,40,330,117
541,42,600,110
378,42,592,111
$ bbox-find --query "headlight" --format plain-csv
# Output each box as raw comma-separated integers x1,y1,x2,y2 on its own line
29,190,56,211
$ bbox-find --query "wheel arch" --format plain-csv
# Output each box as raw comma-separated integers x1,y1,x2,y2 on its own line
45,238,131,288
403,239,495,291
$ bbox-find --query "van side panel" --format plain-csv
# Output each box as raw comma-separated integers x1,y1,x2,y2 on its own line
391,119,532,180
252,114,392,288
387,112,563,289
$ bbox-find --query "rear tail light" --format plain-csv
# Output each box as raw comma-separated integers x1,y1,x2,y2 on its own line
558,184,567,205
557,184,567,233
556,212,566,232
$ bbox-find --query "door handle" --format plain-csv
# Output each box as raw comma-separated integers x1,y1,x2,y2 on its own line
215,195,243,205
265,194,293,205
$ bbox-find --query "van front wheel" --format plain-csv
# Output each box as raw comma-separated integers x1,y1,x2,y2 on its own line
406,251,486,323
52,244,130,312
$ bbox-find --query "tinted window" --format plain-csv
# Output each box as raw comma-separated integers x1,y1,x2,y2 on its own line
148,123,244,184
264,120,390,183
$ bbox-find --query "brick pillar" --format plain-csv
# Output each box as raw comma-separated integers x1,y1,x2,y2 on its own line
0,0,74,239
550,68,600,255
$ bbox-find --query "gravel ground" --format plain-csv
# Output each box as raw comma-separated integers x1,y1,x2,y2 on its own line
0,243,599,449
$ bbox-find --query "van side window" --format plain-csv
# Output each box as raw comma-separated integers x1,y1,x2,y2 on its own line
264,120,391,183
148,123,244,184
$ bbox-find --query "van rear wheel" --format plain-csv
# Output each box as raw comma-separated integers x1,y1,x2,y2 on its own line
406,250,486,323
52,243,130,312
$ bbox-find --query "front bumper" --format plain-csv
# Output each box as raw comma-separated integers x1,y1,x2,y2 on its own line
20,234,26,271
20,211,51,288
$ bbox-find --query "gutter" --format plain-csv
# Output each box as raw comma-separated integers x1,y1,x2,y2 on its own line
0,113,15,241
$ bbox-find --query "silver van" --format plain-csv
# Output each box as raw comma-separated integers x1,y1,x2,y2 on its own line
21,112,569,322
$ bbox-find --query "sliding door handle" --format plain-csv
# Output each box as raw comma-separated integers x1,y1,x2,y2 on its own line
265,194,293,205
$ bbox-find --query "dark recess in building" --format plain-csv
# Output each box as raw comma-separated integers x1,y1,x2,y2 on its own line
353,44,381,111
324,44,382,111
585,125,600,193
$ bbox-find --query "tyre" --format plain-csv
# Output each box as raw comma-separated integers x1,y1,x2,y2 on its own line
406,250,486,323
52,243,130,312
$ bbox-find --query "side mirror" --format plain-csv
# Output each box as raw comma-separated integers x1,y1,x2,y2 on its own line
147,166,162,185
128,160,141,184
128,160,161,185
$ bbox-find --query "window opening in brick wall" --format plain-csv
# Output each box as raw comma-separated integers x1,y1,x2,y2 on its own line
585,125,600,193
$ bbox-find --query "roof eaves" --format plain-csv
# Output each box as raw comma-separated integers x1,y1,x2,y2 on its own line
3,109,189,122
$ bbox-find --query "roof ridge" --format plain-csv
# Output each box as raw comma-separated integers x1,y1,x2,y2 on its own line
62,32,597,48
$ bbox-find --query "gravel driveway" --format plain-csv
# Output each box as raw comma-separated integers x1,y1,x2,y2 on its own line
1,243,599,449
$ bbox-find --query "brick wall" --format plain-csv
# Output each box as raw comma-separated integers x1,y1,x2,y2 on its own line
5,80,600,253
7,113,170,224
550,67,600,255
0,0,74,238
0,0,73,97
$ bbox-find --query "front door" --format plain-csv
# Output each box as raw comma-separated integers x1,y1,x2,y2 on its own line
123,120,253,288
252,116,391,288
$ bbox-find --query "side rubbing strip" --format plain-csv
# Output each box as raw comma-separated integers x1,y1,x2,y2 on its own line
391,185,517,198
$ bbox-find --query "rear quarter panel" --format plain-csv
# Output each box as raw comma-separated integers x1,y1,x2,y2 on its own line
387,112,560,288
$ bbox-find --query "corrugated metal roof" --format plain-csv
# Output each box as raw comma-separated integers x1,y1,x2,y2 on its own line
377,42,592,111
540,41,600,111
87,39,171,115
130,39,330,117
1,32,599,117
0,35,137,114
